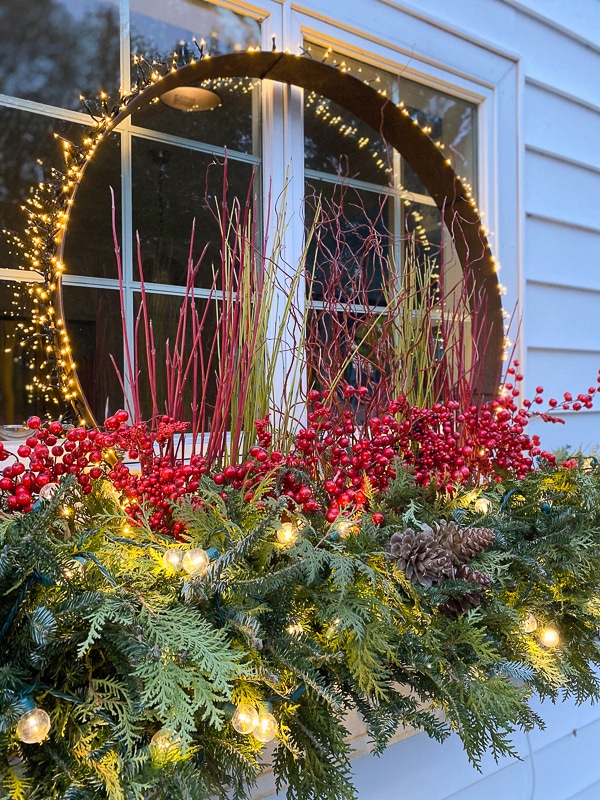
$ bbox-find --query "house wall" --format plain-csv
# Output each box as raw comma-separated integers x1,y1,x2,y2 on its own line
254,1,600,795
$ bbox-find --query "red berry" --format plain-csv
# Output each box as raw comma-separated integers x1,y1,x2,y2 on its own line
27,416,41,429
371,512,385,525
326,507,340,522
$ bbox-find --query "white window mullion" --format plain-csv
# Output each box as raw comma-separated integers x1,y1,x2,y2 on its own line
261,9,307,426
119,127,135,418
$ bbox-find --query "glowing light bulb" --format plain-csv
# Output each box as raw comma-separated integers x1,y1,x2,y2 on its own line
276,521,297,546
39,482,60,501
253,707,278,743
63,560,84,580
150,728,181,752
162,548,184,573
16,708,51,744
521,613,538,633
182,548,210,577
336,519,354,538
474,497,492,514
231,703,259,735
539,627,560,648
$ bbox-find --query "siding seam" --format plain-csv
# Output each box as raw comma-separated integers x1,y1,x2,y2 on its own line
525,145,600,177
525,212,600,236
527,280,600,295
525,76,600,114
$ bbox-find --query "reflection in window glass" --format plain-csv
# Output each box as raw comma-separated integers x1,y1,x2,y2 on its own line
130,0,261,153
62,286,124,422
400,77,477,195
0,282,54,425
62,134,122,279
304,44,394,184
0,0,120,109
0,109,89,272
133,292,218,421
132,77,260,154
305,181,390,306
131,139,257,287
130,0,260,63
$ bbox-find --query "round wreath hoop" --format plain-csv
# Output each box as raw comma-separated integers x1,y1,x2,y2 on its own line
47,51,503,422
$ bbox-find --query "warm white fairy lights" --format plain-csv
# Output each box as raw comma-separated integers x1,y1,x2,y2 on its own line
275,520,298,547
16,706,51,744
14,44,495,426
231,702,278,743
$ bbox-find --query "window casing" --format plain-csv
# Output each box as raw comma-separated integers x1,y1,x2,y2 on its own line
0,0,484,429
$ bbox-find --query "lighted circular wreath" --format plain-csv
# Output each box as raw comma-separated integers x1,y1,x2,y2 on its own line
27,50,503,424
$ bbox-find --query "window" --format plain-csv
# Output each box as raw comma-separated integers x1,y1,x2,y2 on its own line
0,0,485,430
0,0,260,426
303,44,478,405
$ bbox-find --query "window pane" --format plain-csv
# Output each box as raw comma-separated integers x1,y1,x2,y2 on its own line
400,78,477,196
130,0,260,61
0,0,120,110
62,285,123,423
0,109,90,272
133,291,218,421
305,181,390,307
132,78,260,155
62,134,122,279
404,200,442,267
0,280,57,426
131,138,256,287
130,0,260,153
304,44,395,185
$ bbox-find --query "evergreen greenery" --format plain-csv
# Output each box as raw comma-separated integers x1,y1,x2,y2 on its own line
2,462,600,799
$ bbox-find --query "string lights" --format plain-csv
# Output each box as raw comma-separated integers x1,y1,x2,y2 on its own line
275,520,298,547
13,44,496,427
231,702,278,743
15,702,51,744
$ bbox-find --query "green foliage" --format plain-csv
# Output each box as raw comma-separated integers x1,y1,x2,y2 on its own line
3,463,600,798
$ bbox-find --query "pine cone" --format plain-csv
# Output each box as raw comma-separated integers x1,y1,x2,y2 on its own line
432,520,495,565
439,592,483,616
455,564,492,588
439,565,492,616
387,528,454,586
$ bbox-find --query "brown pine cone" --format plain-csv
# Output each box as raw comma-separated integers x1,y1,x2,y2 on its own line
387,528,454,586
439,592,484,616
432,520,495,565
439,564,493,616
455,564,492,588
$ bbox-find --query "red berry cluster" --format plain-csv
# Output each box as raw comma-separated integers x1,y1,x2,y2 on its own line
102,415,208,535
212,417,320,511
1,368,596,533
0,416,105,512
507,364,597,414
203,382,564,521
